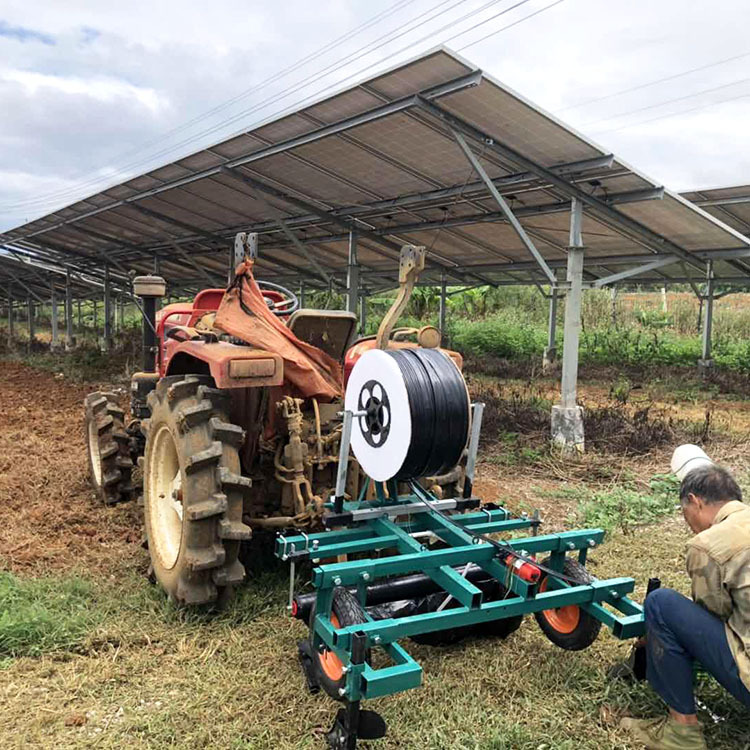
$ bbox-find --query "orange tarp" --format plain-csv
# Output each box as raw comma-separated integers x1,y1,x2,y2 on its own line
214,260,343,401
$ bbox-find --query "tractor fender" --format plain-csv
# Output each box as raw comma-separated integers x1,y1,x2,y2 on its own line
164,339,283,389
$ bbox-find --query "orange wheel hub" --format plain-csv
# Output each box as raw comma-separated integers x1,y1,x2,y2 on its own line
318,613,345,681
539,576,580,634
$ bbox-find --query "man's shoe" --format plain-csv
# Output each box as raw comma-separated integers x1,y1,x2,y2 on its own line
620,716,707,750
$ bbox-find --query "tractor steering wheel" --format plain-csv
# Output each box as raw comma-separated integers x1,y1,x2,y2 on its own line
257,280,300,316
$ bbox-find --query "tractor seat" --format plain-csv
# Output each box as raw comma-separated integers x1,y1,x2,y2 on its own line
287,309,357,361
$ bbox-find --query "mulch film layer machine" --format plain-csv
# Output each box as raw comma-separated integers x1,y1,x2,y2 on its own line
277,246,648,749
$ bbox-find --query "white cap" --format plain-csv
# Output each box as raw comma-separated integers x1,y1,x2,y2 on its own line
671,444,714,481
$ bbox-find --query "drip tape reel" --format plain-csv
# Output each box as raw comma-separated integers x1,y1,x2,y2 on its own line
345,348,470,482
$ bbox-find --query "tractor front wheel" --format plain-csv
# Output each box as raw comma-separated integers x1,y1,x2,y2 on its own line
84,392,135,505
534,557,602,651
142,375,252,606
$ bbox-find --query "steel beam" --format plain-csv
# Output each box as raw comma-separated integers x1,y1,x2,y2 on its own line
591,255,679,287
416,98,702,270
452,130,556,284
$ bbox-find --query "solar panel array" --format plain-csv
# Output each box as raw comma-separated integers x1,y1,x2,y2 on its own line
2,47,750,302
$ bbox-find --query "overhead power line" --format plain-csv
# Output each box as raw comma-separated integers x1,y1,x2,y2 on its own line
591,90,750,135
558,49,750,113
582,76,750,128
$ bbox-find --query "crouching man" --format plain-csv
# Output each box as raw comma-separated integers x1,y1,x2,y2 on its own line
621,463,750,749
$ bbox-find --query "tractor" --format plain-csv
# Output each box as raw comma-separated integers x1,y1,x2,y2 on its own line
84,237,462,606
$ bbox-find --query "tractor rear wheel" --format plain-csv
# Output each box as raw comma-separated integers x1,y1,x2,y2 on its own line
142,375,252,606
534,557,602,651
84,392,135,505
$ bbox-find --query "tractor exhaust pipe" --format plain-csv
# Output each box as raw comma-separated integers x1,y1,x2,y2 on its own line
132,275,166,373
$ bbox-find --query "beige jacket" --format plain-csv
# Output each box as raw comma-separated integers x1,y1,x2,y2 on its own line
687,500,750,690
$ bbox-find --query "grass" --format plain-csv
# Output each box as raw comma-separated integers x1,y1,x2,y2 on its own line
0,573,101,658
2,512,749,749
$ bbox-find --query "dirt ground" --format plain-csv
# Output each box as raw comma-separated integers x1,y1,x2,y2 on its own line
1,361,749,750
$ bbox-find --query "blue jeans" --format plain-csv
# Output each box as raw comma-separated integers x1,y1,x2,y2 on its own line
645,587,750,714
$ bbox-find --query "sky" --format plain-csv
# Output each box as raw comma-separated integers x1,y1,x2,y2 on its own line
1,0,749,232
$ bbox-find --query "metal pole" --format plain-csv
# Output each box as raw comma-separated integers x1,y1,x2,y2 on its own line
551,198,585,454
51,285,59,349
542,287,558,371
439,272,447,339
93,297,98,337
360,291,367,334
7,286,13,346
27,297,34,348
300,279,307,309
699,261,715,376
65,269,74,349
77,298,81,331
346,230,359,314
103,264,112,351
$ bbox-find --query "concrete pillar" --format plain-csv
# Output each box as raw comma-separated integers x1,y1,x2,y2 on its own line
103,264,112,351
542,287,558,372
65,269,75,349
438,272,447,341
551,198,585,455
698,262,715,376
50,286,59,349
346,230,359,314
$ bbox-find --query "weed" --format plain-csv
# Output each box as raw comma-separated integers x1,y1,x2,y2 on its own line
570,474,681,534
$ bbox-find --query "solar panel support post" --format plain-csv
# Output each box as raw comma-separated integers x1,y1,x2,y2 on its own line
360,291,367,334
451,130,557,285
50,284,59,350
542,286,558,373
7,286,13,347
346,230,359,314
93,297,98,336
551,199,585,456
65,268,75,350
299,279,307,308
27,297,34,350
103,264,112,352
698,261,715,377
439,272,447,342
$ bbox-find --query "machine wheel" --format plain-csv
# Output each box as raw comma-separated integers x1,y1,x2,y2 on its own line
142,375,252,606
309,587,370,701
534,557,602,651
84,391,135,505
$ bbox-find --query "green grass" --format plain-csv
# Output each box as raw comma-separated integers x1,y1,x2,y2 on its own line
0,573,101,657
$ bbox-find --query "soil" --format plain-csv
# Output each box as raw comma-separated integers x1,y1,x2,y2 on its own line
0,362,141,576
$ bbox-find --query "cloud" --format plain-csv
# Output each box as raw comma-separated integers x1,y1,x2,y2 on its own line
0,0,749,233
0,20,55,45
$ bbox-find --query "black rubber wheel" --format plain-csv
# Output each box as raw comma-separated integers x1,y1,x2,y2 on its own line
410,582,523,646
142,375,252,606
309,587,370,701
84,391,135,505
534,557,602,651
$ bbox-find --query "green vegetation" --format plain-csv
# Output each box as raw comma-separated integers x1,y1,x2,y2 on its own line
0,573,101,658
543,473,682,534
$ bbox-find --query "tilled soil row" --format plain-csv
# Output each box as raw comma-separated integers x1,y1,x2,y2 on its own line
0,362,142,576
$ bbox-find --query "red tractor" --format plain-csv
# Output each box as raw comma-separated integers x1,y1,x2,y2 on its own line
84,239,462,606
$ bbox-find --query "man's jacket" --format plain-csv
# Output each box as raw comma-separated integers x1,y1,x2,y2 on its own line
687,500,750,690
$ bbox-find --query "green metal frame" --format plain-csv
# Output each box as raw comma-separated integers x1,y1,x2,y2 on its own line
276,491,645,702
